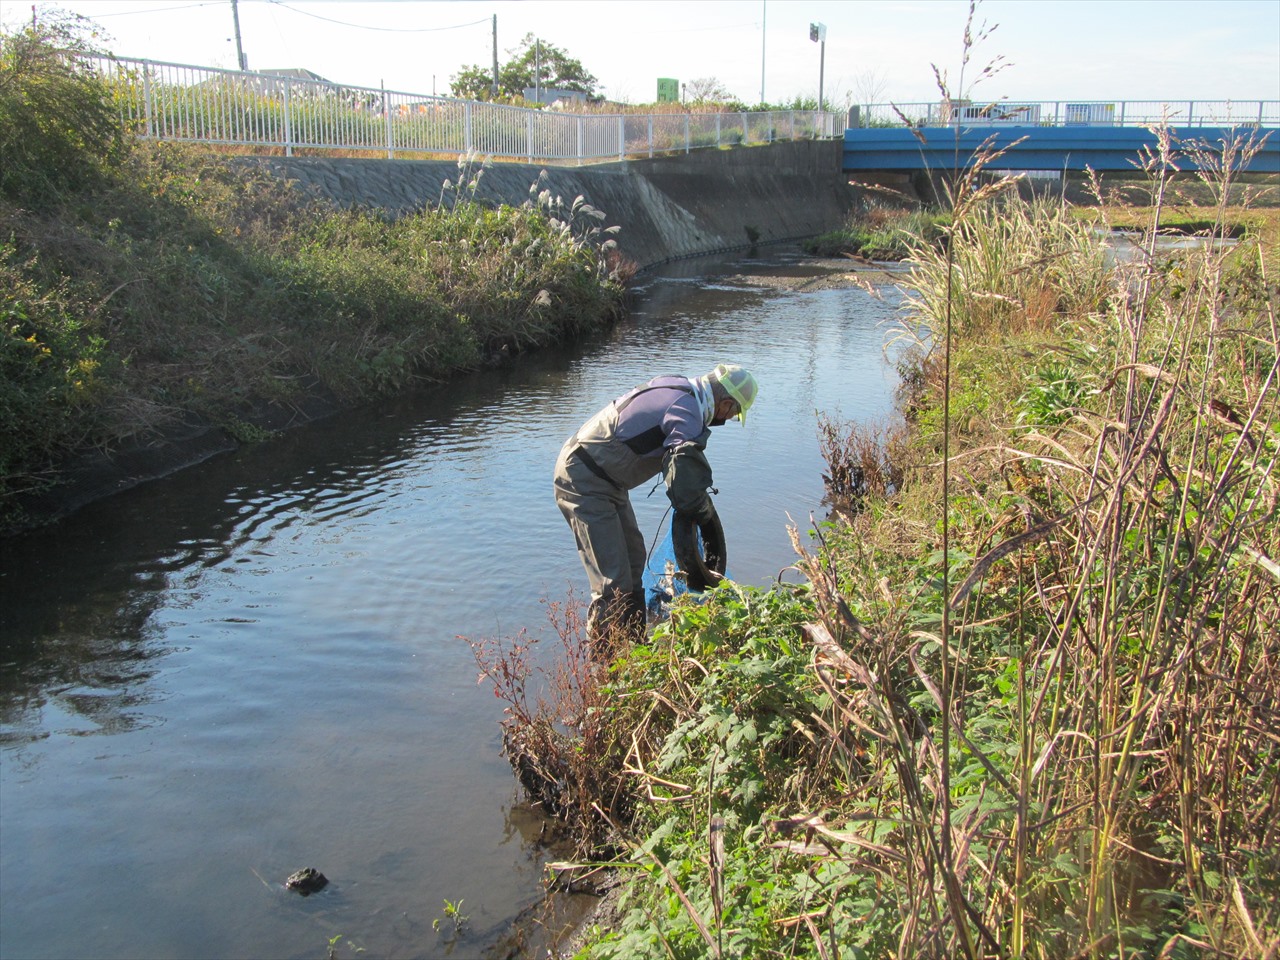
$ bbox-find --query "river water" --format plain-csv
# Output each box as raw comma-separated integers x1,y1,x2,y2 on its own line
0,251,905,960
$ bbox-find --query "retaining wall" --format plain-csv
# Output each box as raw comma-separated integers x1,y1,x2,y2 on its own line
238,140,854,269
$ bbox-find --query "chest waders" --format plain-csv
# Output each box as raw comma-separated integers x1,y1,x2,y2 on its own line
554,382,698,653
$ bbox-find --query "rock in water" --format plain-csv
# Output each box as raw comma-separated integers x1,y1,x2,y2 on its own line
285,867,328,895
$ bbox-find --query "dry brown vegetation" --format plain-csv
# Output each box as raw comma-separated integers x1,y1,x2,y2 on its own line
471,124,1279,959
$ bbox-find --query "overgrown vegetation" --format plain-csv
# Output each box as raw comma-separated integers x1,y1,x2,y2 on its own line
802,205,951,260
805,174,1280,264
0,15,123,201
474,17,1278,960
0,20,631,531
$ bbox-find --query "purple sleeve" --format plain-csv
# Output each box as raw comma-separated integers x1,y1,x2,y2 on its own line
661,393,707,450
611,377,708,455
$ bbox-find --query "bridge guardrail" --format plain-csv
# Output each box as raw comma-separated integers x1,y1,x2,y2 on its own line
859,99,1279,129
82,55,843,163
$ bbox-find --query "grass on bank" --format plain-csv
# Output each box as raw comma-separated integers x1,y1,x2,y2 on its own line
474,127,1279,959
0,20,631,532
804,174,1280,264
801,204,950,260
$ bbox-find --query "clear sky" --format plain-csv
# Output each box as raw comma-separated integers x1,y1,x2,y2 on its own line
4,0,1278,107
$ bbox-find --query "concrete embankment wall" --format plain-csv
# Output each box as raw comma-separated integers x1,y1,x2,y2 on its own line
240,140,854,269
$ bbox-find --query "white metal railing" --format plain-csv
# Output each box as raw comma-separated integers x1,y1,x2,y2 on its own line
858,99,1280,128
84,55,842,162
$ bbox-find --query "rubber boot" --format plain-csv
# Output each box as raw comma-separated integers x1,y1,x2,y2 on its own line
586,592,626,660
621,588,648,643
586,594,613,643
587,590,646,659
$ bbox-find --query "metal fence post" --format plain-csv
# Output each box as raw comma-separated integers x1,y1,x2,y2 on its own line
464,101,473,154
716,113,722,146
142,62,154,139
618,116,625,161
381,83,392,158
684,114,690,154
577,116,584,165
528,113,534,163
648,116,653,158
283,81,293,157
1188,101,1195,124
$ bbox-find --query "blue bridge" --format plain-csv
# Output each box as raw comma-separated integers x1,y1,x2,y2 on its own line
843,99,1280,174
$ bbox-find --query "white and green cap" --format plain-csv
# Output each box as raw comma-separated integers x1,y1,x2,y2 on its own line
710,364,758,424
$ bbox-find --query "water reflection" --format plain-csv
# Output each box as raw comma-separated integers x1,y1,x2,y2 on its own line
0,250,904,959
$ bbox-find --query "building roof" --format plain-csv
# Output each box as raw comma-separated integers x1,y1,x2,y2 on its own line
255,68,331,83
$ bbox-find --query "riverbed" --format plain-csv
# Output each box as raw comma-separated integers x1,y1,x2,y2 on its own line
0,251,907,960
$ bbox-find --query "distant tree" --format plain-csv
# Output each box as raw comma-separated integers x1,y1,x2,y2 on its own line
851,67,889,106
450,34,599,102
449,64,496,101
685,77,735,105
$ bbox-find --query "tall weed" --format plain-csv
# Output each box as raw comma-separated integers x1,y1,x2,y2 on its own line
0,17,125,201
788,81,1280,960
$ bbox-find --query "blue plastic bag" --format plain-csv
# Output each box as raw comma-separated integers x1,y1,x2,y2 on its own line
642,515,728,614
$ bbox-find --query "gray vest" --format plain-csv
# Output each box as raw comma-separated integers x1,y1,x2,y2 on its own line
574,382,705,491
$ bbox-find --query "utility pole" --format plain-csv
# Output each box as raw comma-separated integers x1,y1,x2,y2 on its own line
490,15,498,98
230,0,247,71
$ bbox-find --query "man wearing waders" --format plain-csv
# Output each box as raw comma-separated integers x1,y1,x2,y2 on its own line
553,364,758,648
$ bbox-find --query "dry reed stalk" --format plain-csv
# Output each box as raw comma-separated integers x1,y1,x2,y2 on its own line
790,90,1278,957
468,597,636,855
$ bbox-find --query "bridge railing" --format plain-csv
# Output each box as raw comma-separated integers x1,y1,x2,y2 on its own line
860,99,1279,129
83,55,843,163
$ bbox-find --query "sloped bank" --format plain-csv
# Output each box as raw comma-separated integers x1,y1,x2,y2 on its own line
9,143,853,532
240,140,853,269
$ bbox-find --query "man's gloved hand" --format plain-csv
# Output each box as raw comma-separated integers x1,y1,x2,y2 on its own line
664,440,716,521
682,494,717,526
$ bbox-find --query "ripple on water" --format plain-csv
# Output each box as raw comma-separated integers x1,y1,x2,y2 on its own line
0,257,905,959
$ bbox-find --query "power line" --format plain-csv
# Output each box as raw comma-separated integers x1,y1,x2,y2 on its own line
58,1,486,33
76,1,754,36
69,2,223,18
265,0,488,32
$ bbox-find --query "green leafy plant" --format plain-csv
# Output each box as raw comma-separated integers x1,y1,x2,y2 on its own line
0,15,126,201
1014,359,1091,427
432,898,469,937
221,417,276,445
325,932,364,959
803,206,950,260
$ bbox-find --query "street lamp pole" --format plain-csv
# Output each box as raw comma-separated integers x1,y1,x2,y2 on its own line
809,22,826,114
759,0,766,106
